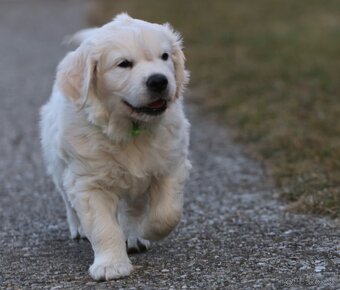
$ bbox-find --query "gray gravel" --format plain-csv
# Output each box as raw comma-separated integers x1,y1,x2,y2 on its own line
0,1,339,289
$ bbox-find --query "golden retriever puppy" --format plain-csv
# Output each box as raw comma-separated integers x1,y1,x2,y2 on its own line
40,13,191,281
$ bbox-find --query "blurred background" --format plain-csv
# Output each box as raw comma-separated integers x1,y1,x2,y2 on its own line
88,0,340,217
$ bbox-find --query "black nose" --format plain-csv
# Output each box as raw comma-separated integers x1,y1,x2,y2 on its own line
146,74,168,93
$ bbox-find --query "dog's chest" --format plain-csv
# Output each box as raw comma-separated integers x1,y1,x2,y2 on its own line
101,135,180,197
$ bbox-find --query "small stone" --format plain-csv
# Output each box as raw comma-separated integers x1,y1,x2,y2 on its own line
85,282,97,285
314,265,326,272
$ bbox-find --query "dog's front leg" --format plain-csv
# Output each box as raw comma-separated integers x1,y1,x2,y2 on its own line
142,174,185,241
70,189,132,281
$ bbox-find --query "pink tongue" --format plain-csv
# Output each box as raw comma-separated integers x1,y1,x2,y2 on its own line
146,99,165,109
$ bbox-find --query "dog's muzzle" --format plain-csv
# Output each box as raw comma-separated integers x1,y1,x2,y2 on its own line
124,74,170,115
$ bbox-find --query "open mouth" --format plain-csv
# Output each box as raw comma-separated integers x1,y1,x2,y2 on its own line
124,99,167,115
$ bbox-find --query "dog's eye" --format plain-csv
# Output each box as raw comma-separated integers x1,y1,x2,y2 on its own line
118,60,133,68
161,53,169,61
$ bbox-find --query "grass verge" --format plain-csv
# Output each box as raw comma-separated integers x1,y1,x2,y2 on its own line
88,0,340,218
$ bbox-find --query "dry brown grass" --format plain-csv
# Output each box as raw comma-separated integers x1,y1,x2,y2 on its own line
88,0,340,217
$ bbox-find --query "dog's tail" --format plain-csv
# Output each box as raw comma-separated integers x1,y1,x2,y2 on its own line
63,28,99,48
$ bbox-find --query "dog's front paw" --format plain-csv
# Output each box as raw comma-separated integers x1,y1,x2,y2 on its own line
89,259,133,281
127,237,150,254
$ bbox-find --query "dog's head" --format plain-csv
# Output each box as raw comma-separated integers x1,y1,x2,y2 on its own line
57,13,189,128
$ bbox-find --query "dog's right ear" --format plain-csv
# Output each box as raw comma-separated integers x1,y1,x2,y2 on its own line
56,45,97,110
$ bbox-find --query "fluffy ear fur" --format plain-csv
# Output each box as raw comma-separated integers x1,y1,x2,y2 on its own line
65,13,132,48
64,28,99,48
56,45,97,109
163,23,190,99
112,12,133,24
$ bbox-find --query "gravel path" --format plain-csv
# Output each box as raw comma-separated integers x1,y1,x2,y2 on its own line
0,1,339,289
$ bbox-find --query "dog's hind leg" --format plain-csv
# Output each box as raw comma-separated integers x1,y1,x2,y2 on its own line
63,193,85,239
55,181,85,239
118,197,150,254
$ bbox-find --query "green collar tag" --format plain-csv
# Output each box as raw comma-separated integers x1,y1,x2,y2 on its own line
131,123,142,136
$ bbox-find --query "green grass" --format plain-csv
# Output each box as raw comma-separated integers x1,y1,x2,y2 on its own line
89,0,340,217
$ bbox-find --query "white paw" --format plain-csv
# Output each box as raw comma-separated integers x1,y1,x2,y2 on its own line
67,211,86,239
89,259,133,281
69,224,86,239
127,237,150,254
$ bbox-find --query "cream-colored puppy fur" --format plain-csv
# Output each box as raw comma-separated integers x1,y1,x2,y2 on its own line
40,14,190,281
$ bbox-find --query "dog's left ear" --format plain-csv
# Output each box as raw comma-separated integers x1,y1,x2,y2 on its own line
56,44,97,109
163,24,190,99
